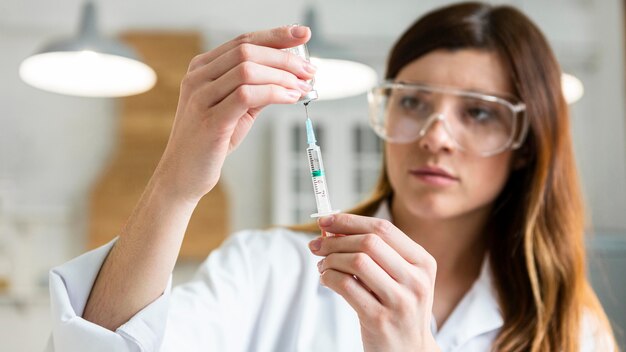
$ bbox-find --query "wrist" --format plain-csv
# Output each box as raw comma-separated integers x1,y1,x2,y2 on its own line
147,172,202,209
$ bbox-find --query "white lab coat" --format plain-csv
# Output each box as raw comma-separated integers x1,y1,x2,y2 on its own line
45,204,611,351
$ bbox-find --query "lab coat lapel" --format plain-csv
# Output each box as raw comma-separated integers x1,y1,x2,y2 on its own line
434,257,504,349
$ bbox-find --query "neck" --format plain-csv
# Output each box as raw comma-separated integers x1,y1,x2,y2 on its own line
390,197,490,280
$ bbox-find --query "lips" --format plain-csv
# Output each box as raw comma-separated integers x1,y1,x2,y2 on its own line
409,165,459,185
411,165,457,178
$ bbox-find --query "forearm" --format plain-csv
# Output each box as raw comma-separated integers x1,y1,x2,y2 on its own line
82,175,198,330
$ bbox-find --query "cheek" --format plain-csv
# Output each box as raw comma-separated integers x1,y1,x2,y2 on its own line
463,155,512,204
385,143,409,186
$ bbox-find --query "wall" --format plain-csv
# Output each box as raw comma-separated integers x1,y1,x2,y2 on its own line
2,0,625,235
0,0,625,350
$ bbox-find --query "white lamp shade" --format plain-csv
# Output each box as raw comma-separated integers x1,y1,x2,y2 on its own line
19,2,156,98
309,57,378,100
19,50,156,97
561,72,584,104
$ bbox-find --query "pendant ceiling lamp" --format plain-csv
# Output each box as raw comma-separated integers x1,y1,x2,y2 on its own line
302,6,378,100
19,1,156,97
561,73,584,104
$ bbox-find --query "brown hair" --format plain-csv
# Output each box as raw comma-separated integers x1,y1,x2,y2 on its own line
290,2,617,351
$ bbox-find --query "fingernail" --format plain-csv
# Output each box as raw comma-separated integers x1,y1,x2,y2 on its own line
297,80,312,92
303,62,317,74
286,89,301,100
317,259,324,272
309,238,322,251
291,25,308,38
318,215,334,227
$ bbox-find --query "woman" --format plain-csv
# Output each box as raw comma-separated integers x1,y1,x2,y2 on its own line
48,2,617,351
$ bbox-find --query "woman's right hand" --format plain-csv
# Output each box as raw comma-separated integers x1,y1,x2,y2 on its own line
154,25,316,204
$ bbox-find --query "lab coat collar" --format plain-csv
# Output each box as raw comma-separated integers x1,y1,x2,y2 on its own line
372,200,504,348
433,256,504,348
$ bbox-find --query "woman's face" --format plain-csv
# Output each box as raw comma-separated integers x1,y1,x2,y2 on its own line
386,49,515,221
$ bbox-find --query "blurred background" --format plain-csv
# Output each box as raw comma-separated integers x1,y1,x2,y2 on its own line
0,0,625,350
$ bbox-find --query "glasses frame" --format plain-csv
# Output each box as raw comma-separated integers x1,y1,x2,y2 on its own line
368,81,529,157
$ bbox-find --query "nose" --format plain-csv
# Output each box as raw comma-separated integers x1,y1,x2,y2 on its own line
417,113,456,154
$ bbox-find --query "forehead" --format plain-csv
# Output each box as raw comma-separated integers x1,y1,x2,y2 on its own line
395,49,514,97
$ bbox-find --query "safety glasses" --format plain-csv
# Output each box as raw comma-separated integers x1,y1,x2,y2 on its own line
368,81,528,157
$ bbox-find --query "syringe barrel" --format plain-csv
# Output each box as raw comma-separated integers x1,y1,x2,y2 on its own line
307,144,333,215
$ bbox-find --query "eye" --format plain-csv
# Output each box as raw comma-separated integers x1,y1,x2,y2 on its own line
466,106,496,122
399,95,427,112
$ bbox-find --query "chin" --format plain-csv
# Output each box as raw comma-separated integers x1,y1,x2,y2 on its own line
400,193,461,220
410,205,459,221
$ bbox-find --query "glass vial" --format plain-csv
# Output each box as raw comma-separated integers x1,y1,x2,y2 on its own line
283,26,318,104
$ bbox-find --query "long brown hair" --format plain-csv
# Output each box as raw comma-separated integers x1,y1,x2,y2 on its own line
290,2,617,351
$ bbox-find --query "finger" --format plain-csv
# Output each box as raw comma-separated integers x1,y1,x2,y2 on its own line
318,214,432,265
210,84,301,129
320,252,398,304
188,25,311,72
319,269,382,318
194,62,312,108
310,234,413,284
194,43,316,82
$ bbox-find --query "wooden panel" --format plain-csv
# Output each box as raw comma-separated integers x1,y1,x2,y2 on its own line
88,32,229,260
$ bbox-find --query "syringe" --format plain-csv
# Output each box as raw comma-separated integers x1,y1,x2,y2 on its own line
284,37,337,219
305,117,340,218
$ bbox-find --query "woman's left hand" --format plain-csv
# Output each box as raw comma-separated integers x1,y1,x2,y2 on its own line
308,213,441,352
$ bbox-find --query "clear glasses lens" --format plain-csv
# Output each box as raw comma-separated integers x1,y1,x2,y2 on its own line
368,84,522,156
